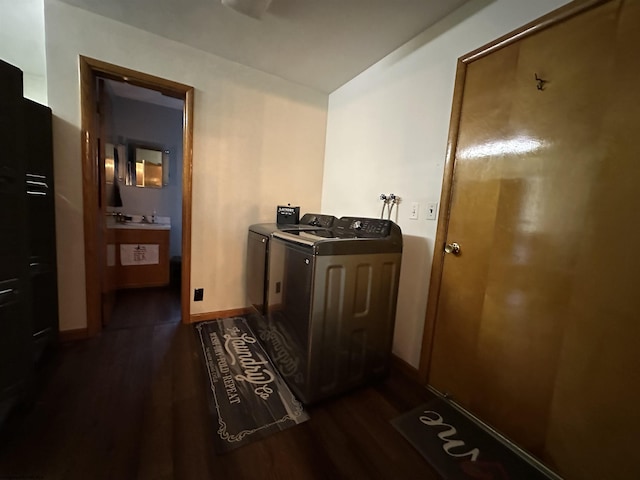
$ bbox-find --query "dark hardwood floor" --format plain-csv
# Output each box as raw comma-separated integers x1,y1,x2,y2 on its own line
0,287,439,480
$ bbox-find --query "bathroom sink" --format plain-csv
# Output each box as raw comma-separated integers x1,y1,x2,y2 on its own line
108,222,170,230
106,215,170,230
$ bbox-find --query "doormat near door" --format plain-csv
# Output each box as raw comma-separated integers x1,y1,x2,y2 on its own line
391,397,553,480
194,316,309,453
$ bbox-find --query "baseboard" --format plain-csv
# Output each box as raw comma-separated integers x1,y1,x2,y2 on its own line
58,327,89,342
189,307,254,324
391,354,421,383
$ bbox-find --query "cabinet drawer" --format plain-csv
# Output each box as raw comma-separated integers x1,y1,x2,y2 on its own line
0,283,32,392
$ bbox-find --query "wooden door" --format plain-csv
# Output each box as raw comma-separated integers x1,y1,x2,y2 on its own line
425,1,640,479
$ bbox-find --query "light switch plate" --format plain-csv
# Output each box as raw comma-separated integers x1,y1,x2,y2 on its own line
409,202,419,220
426,202,438,220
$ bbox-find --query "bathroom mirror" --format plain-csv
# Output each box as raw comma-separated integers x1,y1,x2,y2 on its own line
126,143,169,188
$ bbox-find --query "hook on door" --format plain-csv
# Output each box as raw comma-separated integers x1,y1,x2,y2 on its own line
535,73,548,91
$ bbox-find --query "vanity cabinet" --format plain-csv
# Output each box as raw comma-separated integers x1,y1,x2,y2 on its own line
107,226,170,289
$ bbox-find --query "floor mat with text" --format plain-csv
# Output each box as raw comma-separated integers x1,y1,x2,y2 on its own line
194,316,309,452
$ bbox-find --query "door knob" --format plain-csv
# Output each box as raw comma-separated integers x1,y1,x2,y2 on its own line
444,242,461,255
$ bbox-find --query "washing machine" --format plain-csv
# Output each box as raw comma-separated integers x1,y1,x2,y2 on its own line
247,215,402,404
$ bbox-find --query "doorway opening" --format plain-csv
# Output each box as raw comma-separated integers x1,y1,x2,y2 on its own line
79,56,194,336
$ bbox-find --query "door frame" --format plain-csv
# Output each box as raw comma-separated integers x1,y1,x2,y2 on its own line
79,55,194,336
416,0,606,381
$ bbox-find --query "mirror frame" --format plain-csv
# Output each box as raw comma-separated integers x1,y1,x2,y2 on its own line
127,142,169,188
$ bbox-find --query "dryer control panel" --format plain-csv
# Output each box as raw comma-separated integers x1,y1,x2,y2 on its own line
300,213,336,229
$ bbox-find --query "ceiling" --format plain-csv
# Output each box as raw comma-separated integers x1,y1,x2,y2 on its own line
58,0,470,93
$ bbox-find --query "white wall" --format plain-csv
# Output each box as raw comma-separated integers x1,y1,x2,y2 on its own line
44,0,327,330
322,0,570,368
0,0,47,104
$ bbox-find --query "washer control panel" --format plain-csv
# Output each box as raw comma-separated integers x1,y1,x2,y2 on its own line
335,217,391,238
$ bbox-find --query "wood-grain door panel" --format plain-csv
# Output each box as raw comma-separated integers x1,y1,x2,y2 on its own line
428,40,521,407
544,1,640,478
427,1,640,478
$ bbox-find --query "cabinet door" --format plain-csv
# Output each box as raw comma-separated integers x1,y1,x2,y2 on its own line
0,60,32,414
24,99,57,263
0,282,32,397
0,60,23,171
23,99,58,345
0,61,28,281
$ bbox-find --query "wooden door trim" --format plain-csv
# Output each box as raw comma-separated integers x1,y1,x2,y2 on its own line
463,0,609,64
79,56,100,336
79,55,194,336
417,0,611,382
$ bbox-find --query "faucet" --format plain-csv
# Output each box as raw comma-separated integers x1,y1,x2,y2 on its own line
107,212,126,223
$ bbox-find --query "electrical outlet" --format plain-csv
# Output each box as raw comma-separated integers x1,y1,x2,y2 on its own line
194,288,204,301
409,202,419,220
426,202,438,220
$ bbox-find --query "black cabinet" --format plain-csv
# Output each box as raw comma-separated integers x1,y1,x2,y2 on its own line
0,59,33,424
24,98,58,359
0,59,58,425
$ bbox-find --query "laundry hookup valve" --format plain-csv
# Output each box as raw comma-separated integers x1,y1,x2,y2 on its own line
379,193,399,220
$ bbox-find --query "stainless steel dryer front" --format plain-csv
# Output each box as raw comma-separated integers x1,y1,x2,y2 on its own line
246,214,336,315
